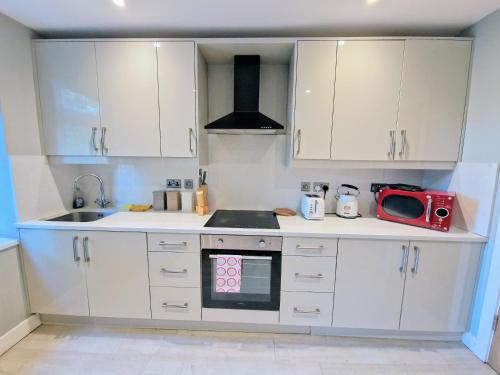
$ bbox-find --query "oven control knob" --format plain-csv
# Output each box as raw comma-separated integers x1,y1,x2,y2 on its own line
217,238,224,246
259,239,266,249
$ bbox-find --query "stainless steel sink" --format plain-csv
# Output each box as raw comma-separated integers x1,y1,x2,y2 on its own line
48,211,113,222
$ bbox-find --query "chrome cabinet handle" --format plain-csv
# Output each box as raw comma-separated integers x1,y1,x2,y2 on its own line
91,127,99,152
400,245,409,273
296,129,302,157
293,307,321,314
158,241,187,247
411,246,421,274
100,127,108,155
295,272,324,279
188,128,195,154
388,130,396,159
72,236,81,262
161,268,188,274
399,129,407,158
162,302,188,309
425,196,432,223
296,245,324,250
83,236,90,262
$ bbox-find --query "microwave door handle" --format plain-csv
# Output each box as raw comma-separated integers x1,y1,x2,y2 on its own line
314,200,318,214
425,196,432,223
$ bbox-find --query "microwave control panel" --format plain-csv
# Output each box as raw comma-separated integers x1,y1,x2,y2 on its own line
429,194,454,232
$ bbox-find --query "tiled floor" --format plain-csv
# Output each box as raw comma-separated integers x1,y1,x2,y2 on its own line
0,324,496,375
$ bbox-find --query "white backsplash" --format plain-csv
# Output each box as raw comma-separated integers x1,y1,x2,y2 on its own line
49,136,424,218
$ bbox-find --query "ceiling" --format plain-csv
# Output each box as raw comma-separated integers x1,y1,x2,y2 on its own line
1,0,499,38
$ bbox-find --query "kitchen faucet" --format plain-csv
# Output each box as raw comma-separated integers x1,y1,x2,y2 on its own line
73,173,112,209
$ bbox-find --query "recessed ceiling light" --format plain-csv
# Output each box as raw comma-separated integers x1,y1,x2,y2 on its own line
367,0,378,4
112,0,125,7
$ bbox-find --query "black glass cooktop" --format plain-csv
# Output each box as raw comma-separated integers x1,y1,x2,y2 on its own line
204,210,280,229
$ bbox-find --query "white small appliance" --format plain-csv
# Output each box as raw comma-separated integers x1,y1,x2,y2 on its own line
301,194,325,220
335,184,360,219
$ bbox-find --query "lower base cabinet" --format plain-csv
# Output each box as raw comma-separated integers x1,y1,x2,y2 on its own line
151,287,201,321
333,239,482,332
21,229,150,319
280,291,334,326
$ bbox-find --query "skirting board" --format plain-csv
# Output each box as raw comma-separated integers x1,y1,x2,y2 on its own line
40,314,463,341
0,315,41,356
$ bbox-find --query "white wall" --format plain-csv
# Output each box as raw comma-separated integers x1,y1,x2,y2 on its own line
460,8,500,361
0,12,41,156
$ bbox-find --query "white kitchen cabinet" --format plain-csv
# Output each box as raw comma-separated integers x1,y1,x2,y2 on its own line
157,41,197,157
282,256,336,293
331,41,405,161
151,287,201,321
84,231,150,319
95,41,161,156
280,291,334,326
148,251,200,288
293,41,337,159
396,40,471,161
20,229,89,316
21,229,151,319
333,239,408,330
282,237,338,257
35,42,101,156
400,241,481,332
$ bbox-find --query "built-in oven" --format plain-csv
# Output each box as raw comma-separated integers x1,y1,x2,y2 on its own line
201,234,282,311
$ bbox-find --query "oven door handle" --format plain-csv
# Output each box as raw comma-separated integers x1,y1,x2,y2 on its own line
209,255,272,261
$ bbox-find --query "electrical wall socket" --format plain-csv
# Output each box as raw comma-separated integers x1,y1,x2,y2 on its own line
301,182,311,192
184,179,194,189
313,182,330,193
166,179,182,189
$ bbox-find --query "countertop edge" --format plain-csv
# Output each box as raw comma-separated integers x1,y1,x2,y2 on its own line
0,238,19,253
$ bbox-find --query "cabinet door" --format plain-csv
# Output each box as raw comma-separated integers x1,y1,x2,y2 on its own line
35,42,101,156
293,41,337,159
400,241,481,332
84,231,150,319
331,41,404,161
333,239,408,330
157,41,197,157
396,40,471,161
95,42,160,156
20,229,89,316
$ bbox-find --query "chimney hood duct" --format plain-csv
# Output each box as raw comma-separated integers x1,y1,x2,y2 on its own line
205,55,285,135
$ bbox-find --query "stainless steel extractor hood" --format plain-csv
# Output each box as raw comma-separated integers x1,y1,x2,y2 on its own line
205,55,285,135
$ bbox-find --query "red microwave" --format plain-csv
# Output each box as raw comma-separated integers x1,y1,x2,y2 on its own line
376,189,455,232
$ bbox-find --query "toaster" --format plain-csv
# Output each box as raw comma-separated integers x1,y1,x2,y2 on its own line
301,194,325,220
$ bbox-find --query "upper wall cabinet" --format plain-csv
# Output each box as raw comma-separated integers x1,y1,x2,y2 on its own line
35,42,101,156
293,41,337,160
95,42,160,157
396,40,472,162
157,42,197,157
330,41,405,161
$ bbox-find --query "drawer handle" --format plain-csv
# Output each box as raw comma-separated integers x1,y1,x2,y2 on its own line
293,307,321,314
158,241,188,247
295,273,324,279
161,268,188,274
162,302,189,309
295,245,324,250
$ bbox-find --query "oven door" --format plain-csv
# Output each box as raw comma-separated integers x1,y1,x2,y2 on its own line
377,189,430,226
202,249,281,311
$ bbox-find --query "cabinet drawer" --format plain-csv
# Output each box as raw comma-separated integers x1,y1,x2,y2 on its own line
151,287,201,321
282,256,336,292
148,252,200,287
283,237,337,257
148,233,200,253
280,291,333,326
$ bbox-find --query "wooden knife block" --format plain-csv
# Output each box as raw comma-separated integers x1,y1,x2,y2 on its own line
196,185,209,216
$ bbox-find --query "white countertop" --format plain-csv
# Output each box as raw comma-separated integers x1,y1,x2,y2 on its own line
17,210,487,243
0,237,19,253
